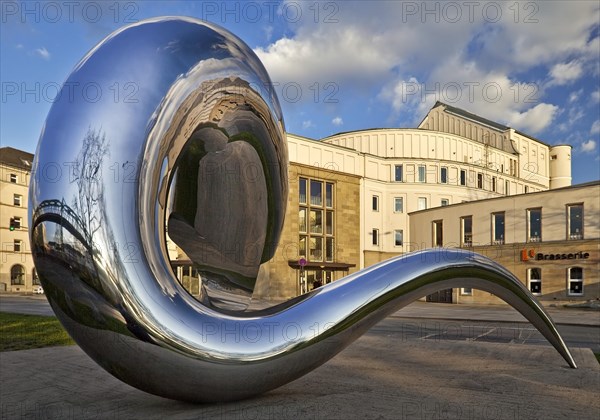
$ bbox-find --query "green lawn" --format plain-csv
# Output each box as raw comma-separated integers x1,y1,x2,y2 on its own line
0,312,75,351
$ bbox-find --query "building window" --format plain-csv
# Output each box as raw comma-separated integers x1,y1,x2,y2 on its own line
567,267,583,296
460,170,466,186
528,268,542,295
372,195,379,211
492,177,497,192
492,212,505,245
325,183,334,208
433,220,443,247
417,197,427,210
300,178,335,263
299,178,307,204
9,217,22,230
10,173,18,183
13,194,22,207
477,173,483,189
567,204,583,240
394,197,403,213
460,288,473,296
394,230,403,246
32,269,40,285
440,167,448,184
524,186,529,193
418,165,426,183
10,265,25,285
394,165,403,182
505,180,510,195
372,229,379,246
441,199,449,206
461,216,472,247
310,180,323,206
527,208,542,242
14,240,22,252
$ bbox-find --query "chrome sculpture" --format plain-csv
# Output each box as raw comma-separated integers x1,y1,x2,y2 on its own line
29,17,576,403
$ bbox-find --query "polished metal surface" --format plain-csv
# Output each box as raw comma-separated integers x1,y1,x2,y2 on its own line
29,17,576,403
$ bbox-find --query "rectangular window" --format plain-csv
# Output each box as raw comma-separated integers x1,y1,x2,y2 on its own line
440,167,448,184
372,195,379,211
527,208,542,242
394,197,403,213
460,288,473,296
394,230,403,246
325,211,333,235
441,199,449,206
14,240,22,252
325,183,334,208
9,173,17,183
394,165,403,182
505,180,510,195
309,210,323,234
299,236,307,257
525,186,529,193
477,173,483,189
492,212,505,245
309,237,323,261
460,170,466,186
299,208,307,233
372,229,379,246
418,165,426,183
13,194,22,207
433,220,443,247
461,216,472,247
10,217,22,230
567,204,583,240
528,268,542,295
568,267,583,296
310,180,322,206
325,238,334,262
417,197,427,210
492,177,497,192
299,178,307,204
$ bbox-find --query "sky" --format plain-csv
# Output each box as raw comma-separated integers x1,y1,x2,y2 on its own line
1,0,599,184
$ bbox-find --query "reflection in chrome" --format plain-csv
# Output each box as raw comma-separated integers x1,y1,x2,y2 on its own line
29,17,576,403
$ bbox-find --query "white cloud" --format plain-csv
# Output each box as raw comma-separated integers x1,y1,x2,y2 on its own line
568,89,583,103
549,61,583,85
34,47,50,60
332,117,343,126
591,120,600,135
15,44,23,49
507,103,560,134
580,139,597,153
592,91,600,103
302,120,315,129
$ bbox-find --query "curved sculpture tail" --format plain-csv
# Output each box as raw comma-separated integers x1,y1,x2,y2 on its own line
29,17,575,403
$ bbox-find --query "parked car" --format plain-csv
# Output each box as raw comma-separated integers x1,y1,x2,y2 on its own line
32,285,44,294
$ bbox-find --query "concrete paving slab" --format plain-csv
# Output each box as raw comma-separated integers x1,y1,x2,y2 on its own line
1,332,598,419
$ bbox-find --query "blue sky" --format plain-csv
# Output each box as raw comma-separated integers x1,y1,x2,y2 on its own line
2,1,599,184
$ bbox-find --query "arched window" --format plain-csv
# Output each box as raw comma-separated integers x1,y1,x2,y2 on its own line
10,265,25,285
567,267,583,296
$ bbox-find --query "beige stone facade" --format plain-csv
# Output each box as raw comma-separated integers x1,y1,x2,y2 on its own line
409,182,600,304
0,148,36,292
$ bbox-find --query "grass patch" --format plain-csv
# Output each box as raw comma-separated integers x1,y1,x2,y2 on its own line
0,312,75,352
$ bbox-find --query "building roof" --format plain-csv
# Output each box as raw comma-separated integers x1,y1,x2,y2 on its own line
0,147,34,171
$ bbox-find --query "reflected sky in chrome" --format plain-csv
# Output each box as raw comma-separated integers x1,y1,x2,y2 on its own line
29,17,575,403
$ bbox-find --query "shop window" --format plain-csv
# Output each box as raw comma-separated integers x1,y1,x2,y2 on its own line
461,216,472,247
433,220,443,247
527,208,542,242
394,197,403,213
492,212,505,245
394,230,403,246
567,204,583,240
10,265,25,285
567,267,583,296
528,268,542,295
394,165,403,182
